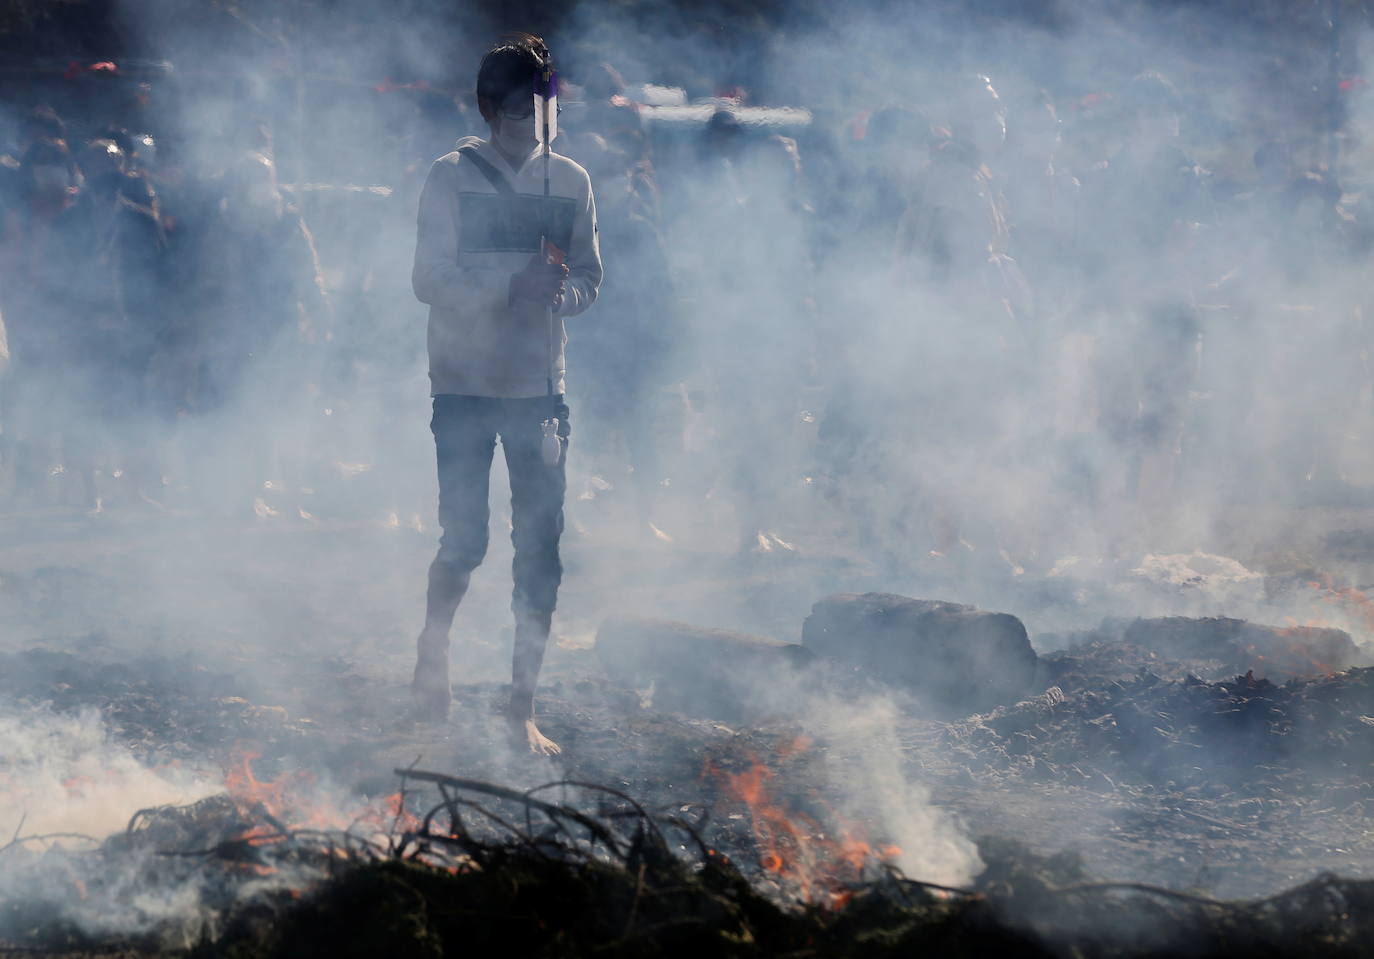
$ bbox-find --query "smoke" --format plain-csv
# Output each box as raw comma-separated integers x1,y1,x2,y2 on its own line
0,705,221,942
41,0,1363,634
0,706,216,842
1,0,1373,927
806,695,983,886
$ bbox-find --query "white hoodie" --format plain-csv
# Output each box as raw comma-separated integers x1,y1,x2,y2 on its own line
412,135,601,398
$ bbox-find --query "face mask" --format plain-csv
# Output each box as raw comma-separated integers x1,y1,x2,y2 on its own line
491,115,540,157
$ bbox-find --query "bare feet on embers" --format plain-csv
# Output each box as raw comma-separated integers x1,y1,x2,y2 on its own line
513,716,562,756
505,701,560,756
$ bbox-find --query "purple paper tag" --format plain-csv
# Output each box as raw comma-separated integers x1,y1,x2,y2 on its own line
534,70,558,100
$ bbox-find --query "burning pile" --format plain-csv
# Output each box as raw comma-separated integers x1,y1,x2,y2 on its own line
7,760,1374,958
0,752,913,956
5,584,1374,955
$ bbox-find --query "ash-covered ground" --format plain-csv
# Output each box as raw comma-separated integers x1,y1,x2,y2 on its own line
4,486,1374,906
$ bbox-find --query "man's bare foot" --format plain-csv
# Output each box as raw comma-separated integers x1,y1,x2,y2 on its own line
505,708,561,756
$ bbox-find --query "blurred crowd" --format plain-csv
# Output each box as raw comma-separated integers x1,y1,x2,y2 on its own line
0,63,1368,572
0,101,331,516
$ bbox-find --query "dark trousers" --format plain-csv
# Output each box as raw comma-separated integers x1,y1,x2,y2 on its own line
430,394,569,616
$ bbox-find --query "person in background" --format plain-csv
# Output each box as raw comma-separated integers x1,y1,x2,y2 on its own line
96,124,161,216
0,137,80,502
565,84,676,538
191,135,330,516
1001,88,1093,563
140,133,212,435
669,111,815,554
814,106,930,549
1213,141,1359,506
57,138,166,508
892,80,1029,571
1,106,65,205
16,105,66,157
410,33,601,754
1079,71,1215,548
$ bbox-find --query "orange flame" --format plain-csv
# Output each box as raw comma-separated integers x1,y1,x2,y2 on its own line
707,741,898,908
224,750,296,841
1270,625,1337,676
1308,576,1374,637
222,750,425,859
221,751,297,866
356,791,422,835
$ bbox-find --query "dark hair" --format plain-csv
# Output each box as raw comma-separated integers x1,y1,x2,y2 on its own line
476,33,551,106
702,109,745,159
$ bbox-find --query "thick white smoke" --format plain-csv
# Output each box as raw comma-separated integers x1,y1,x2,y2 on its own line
0,0,1370,917
0,706,218,843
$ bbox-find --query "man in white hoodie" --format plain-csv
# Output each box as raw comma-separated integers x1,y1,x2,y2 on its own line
410,34,601,755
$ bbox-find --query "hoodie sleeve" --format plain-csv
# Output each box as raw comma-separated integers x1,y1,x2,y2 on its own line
411,158,509,309
554,166,602,318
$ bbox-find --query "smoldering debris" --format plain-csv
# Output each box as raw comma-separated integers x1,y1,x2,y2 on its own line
8,772,1374,958
185,832,1374,959
1122,616,1362,680
9,579,1374,945
941,666,1374,791
182,848,1374,958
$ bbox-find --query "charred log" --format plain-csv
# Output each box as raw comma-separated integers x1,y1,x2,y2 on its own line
802,593,1037,716
1122,617,1360,680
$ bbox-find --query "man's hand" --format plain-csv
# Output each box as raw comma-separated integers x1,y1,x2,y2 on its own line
510,251,570,310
